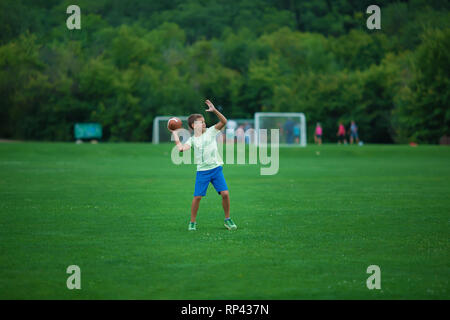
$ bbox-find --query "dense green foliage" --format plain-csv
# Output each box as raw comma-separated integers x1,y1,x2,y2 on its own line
0,0,449,143
1,142,449,298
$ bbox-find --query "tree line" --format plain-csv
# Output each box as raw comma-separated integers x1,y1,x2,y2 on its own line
0,0,448,143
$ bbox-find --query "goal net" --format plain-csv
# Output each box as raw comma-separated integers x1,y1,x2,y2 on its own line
254,112,307,146
152,116,190,144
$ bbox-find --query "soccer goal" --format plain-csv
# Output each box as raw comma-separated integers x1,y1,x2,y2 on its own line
152,116,190,144
254,112,307,147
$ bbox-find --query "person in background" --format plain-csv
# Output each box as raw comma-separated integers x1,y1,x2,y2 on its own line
349,120,359,145
314,122,322,145
225,119,237,143
236,124,245,143
243,122,252,144
293,123,300,144
283,118,295,144
337,122,347,145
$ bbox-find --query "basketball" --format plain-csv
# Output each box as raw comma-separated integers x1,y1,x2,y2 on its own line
168,117,182,131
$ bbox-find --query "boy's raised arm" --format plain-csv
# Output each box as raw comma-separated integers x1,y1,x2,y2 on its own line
205,99,227,130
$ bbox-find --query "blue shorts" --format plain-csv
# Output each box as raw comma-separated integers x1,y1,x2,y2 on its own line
194,166,228,197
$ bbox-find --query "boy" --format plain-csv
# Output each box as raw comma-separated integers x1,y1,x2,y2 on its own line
169,100,237,231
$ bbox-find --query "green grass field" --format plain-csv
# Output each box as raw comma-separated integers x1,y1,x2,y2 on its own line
0,142,449,299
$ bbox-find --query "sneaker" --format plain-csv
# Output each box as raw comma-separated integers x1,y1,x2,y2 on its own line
224,218,237,230
188,222,197,231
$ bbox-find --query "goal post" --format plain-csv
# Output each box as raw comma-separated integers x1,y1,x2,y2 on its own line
152,116,189,144
254,112,307,147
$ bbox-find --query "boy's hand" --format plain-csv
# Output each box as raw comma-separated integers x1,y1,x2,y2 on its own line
169,129,190,152
206,99,227,130
205,100,216,112
169,128,181,139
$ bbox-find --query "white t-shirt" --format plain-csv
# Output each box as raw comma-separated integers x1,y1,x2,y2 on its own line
185,126,224,171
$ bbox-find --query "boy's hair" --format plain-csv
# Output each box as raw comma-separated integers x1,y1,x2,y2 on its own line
188,114,203,129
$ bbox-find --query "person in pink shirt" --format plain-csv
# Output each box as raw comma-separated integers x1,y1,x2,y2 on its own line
336,122,347,144
314,122,322,145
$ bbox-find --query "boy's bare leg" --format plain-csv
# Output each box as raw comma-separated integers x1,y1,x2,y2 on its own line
220,191,230,219
191,196,202,222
